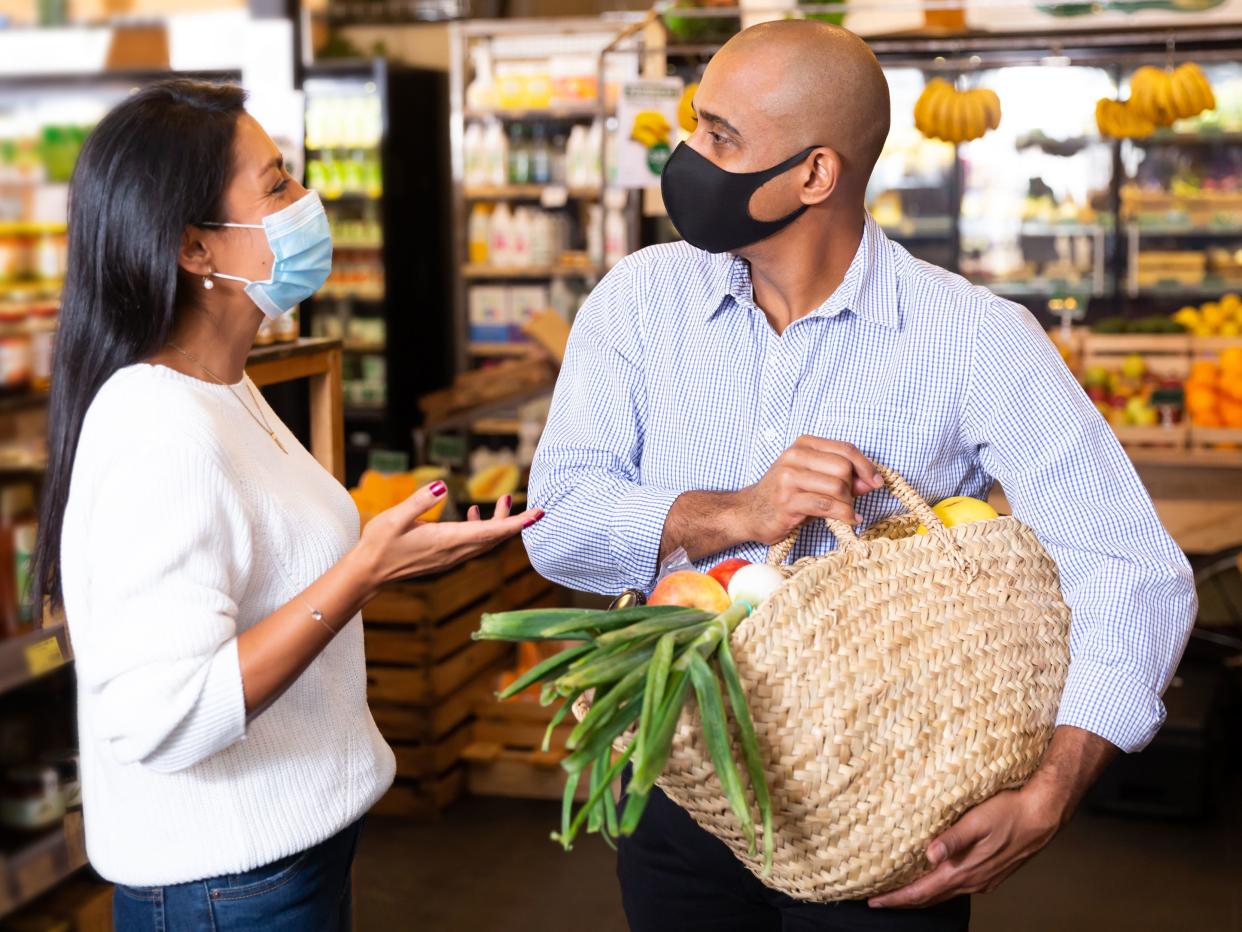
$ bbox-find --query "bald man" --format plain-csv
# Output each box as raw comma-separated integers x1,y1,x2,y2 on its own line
524,21,1194,932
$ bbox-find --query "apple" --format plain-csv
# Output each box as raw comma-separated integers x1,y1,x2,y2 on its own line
649,571,731,613
707,558,750,591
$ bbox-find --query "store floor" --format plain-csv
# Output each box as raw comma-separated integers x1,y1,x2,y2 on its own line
354,775,1242,932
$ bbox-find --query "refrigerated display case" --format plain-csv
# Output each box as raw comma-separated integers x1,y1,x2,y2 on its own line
300,59,454,482
632,14,1242,326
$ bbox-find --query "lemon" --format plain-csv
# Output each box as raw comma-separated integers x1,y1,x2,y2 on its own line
916,496,999,534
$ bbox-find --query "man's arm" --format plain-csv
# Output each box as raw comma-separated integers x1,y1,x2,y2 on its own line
659,438,882,563
873,299,1194,908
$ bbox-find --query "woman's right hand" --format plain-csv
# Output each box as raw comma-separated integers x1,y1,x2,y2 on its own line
353,482,541,589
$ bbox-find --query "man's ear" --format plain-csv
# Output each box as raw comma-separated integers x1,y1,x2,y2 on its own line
801,147,841,205
178,227,214,277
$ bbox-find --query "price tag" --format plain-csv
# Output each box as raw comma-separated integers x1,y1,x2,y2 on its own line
25,636,64,677
540,185,568,209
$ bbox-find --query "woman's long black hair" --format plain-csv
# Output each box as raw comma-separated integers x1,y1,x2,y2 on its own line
34,79,247,610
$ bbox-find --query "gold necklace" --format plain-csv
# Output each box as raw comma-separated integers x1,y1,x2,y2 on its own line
166,341,288,454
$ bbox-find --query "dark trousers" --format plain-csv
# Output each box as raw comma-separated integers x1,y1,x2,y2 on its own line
618,787,970,932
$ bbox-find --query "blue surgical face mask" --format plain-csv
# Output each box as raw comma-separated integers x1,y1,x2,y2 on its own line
201,190,332,319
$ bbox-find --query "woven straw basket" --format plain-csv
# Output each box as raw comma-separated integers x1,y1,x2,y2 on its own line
644,466,1071,901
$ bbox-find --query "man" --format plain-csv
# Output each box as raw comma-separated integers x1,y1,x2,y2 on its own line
523,20,1195,932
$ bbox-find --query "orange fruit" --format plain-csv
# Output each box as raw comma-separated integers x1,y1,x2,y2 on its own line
1221,375,1242,404
1190,360,1220,383
1220,347,1242,375
1221,401,1242,427
1194,411,1223,428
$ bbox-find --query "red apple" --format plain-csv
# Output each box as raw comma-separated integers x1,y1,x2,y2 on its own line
707,558,750,591
649,571,731,613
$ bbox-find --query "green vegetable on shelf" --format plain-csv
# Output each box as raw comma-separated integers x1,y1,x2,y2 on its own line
474,600,772,870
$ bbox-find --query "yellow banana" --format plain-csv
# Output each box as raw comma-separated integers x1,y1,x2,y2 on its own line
965,91,988,141
1179,62,1216,113
975,88,1001,130
1152,73,1178,125
1129,66,1164,123
914,79,953,136
1170,69,1197,119
934,88,959,142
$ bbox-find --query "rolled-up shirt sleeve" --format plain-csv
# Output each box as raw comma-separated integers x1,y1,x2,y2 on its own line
962,299,1196,753
525,259,679,594
77,437,253,773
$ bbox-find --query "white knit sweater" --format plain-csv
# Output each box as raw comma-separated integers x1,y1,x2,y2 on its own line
61,364,394,887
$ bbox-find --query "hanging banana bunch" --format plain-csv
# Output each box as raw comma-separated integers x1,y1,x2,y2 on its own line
914,78,1001,145
1096,62,1216,140
1094,99,1157,139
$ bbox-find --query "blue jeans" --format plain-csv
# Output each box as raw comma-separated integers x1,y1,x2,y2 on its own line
113,819,363,932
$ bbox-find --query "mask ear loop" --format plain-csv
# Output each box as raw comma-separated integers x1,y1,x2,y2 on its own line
194,221,264,288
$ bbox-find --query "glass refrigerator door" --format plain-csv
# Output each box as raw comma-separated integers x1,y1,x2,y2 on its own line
1120,61,1242,312
957,64,1116,307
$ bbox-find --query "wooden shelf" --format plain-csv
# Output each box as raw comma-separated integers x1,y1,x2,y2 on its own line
1126,446,1242,468
464,185,601,201
0,389,49,414
471,418,522,435
468,342,535,358
464,105,604,120
0,622,72,698
422,383,555,432
463,264,603,281
0,812,87,920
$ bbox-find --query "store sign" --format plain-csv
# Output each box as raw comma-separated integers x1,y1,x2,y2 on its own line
616,78,685,190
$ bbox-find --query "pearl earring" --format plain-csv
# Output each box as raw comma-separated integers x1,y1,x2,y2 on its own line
202,275,214,290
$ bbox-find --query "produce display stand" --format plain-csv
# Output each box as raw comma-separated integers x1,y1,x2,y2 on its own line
246,337,346,483
463,696,589,802
364,537,565,819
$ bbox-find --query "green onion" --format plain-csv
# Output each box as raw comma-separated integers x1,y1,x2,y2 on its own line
497,642,593,700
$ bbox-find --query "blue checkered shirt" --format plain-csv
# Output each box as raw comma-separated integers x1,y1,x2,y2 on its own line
524,213,1196,753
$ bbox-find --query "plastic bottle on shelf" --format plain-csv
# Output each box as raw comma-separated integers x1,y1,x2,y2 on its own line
468,203,491,265
585,120,604,189
551,131,568,185
586,205,604,267
489,202,513,268
549,277,574,320
604,205,627,267
566,124,588,190
466,47,495,111
530,124,551,185
530,210,553,266
484,120,508,188
511,207,533,268
463,122,485,188
508,123,530,186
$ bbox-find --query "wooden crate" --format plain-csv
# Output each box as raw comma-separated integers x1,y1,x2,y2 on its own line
363,538,569,819
464,691,586,802
1081,333,1191,381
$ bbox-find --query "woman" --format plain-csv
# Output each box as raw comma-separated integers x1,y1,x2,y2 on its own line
33,79,539,930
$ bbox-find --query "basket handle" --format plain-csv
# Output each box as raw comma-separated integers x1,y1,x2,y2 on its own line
766,464,945,566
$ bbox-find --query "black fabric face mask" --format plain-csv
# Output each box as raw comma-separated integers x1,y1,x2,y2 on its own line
660,142,819,254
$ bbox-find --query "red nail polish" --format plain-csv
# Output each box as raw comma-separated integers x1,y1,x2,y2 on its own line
523,511,545,529
429,481,446,497
502,495,512,509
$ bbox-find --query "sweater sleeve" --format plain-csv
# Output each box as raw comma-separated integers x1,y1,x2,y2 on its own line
76,435,254,774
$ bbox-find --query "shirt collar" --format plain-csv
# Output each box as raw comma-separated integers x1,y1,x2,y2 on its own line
702,212,901,330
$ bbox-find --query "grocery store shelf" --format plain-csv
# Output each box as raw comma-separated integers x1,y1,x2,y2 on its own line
468,342,535,358
0,812,87,920
471,418,523,435
0,389,50,413
1019,222,1110,236
463,264,603,281
344,341,387,354
345,405,387,423
1128,131,1242,147
464,185,601,201
1126,446,1242,469
464,105,606,121
879,217,953,239
982,280,1104,298
0,621,72,699
321,192,382,204
422,383,555,432
333,240,384,250
1129,223,1242,237
1134,280,1242,297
